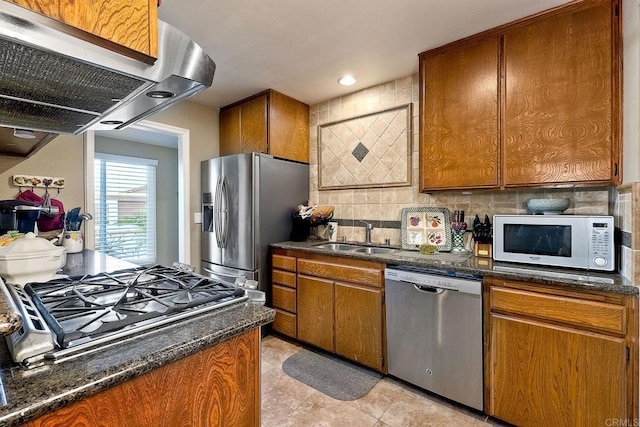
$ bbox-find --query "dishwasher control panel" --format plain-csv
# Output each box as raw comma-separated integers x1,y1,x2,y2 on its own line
385,268,482,295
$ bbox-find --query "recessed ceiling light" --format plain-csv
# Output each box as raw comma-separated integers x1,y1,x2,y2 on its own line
338,75,356,86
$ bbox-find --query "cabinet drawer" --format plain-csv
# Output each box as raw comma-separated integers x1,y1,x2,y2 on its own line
273,285,296,313
272,309,296,338
273,255,296,272
491,287,626,335
297,259,382,287
272,269,296,288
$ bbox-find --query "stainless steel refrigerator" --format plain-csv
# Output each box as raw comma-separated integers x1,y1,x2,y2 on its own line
201,153,309,299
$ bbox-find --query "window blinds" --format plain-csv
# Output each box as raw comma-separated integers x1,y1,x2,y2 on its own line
94,153,157,264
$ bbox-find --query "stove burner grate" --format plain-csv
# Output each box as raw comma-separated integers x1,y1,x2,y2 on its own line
24,265,247,349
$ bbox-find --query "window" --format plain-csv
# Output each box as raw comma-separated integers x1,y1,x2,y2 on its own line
94,153,157,264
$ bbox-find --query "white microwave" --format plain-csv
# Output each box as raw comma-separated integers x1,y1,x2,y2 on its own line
493,215,614,271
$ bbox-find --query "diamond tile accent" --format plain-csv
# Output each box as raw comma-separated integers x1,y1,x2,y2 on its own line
352,142,369,162
319,104,411,189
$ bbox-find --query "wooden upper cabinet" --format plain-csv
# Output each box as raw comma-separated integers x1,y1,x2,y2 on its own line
219,90,309,163
240,95,269,154
268,90,310,163
503,1,617,186
7,0,158,62
420,37,500,191
219,105,241,157
418,0,620,191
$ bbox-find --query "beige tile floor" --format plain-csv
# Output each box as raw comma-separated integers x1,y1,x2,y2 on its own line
261,335,510,427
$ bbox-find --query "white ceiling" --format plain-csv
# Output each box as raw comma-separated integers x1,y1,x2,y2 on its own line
158,0,571,109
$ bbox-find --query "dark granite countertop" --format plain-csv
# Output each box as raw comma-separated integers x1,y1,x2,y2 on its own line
0,250,275,426
0,302,274,426
272,240,639,295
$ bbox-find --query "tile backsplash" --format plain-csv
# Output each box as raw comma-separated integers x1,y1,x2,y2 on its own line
308,74,611,246
613,183,639,282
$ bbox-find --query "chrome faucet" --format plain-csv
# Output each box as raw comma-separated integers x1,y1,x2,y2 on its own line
359,220,374,244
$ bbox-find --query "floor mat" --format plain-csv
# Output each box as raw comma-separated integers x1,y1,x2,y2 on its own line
282,348,383,401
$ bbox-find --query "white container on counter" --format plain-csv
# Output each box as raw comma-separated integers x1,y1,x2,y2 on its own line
0,232,66,286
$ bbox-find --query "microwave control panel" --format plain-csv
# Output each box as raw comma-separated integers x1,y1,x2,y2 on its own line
589,219,613,269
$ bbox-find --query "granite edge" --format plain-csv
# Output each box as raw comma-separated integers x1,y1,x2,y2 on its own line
0,284,21,335
1,304,275,427
272,241,639,296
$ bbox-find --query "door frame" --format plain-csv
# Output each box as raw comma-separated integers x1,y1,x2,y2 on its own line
84,121,192,264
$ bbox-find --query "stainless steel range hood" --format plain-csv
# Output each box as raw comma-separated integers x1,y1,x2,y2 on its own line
0,2,215,157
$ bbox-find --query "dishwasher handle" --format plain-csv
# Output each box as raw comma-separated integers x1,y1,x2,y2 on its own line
413,284,445,294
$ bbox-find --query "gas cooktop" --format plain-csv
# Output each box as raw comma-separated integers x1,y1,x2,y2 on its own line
5,265,249,365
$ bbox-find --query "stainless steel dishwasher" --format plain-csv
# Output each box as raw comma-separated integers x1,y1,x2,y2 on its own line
385,266,483,411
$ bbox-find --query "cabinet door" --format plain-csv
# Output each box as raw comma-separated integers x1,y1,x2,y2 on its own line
503,1,616,186
219,105,241,156
268,90,309,163
7,0,158,61
297,275,334,352
240,95,268,154
334,282,383,371
489,314,627,426
420,37,499,191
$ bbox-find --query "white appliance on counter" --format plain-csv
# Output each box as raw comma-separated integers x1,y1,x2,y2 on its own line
200,153,309,302
493,214,614,271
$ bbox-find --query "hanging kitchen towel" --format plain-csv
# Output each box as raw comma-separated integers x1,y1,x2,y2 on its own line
15,190,65,232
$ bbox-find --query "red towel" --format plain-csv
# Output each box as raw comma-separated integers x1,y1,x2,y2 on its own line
15,190,65,232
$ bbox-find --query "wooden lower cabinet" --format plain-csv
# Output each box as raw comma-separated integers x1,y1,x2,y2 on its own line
295,253,386,372
490,314,626,426
297,274,335,352
24,329,260,427
271,251,298,338
486,278,637,426
272,250,385,372
334,281,383,370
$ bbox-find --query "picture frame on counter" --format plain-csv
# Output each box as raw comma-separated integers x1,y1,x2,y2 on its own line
400,207,452,252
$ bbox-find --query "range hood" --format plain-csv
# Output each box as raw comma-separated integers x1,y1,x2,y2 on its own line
0,2,215,157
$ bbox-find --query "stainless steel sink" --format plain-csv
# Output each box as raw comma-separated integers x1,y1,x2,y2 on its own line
313,243,361,251
352,247,396,255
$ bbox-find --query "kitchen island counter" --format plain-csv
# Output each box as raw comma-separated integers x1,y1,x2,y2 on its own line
272,240,639,295
0,251,275,426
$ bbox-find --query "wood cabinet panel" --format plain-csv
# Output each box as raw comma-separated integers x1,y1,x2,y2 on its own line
268,90,310,163
8,0,158,61
219,105,241,157
240,95,268,154
489,314,626,426
491,287,626,335
273,308,297,338
25,329,260,427
297,259,382,287
417,0,620,190
219,90,309,163
420,37,499,191
272,254,297,272
335,282,383,371
503,1,615,186
273,284,296,313
272,269,296,288
297,274,334,352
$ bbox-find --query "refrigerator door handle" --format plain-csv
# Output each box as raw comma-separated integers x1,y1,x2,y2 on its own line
220,177,229,248
214,176,223,248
